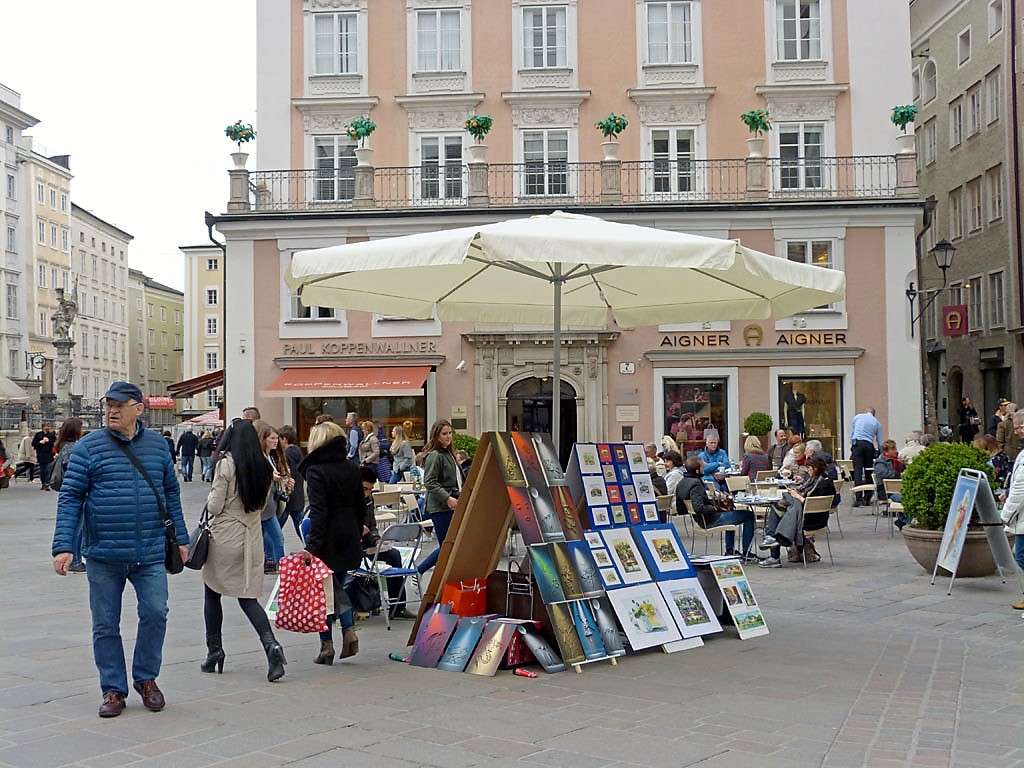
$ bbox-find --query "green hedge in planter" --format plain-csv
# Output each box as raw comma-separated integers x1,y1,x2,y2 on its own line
453,432,479,459
743,412,772,437
900,442,994,530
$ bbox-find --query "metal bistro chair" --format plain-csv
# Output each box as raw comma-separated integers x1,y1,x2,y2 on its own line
684,499,743,556
877,478,902,538
836,459,854,482
373,490,414,523
656,494,686,532
800,494,835,568
349,523,424,631
754,470,777,483
830,479,845,538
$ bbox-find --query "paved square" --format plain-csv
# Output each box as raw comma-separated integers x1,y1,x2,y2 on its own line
1,478,1022,767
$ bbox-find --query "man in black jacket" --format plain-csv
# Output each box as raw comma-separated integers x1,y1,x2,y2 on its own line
674,457,755,558
175,427,199,482
32,422,56,491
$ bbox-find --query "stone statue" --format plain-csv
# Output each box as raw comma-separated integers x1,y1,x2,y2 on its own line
51,286,78,389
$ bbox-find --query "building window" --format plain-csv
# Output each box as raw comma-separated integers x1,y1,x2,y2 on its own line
92,295,97,316
778,122,824,189
987,165,1003,221
647,1,693,64
36,182,43,203
967,177,983,233
776,0,821,61
103,298,108,320
967,84,981,136
290,294,336,320
162,354,168,372
205,351,219,371
314,12,358,74
522,129,569,196
149,353,156,369
522,6,567,68
4,126,12,144
38,311,47,337
206,387,220,408
989,0,1003,37
8,348,17,377
205,288,218,306
923,119,937,165
988,271,1005,327
912,68,920,102
175,309,181,326
37,264,46,288
5,226,14,252
958,27,971,66
62,270,68,291
148,329,154,345
206,316,218,336
49,224,57,247
419,135,463,200
949,188,963,240
51,267,58,290
60,193,67,212
966,276,983,331
922,60,937,104
650,128,695,195
663,378,729,454
314,135,357,202
206,257,219,271
49,188,56,208
416,9,461,71
159,306,166,322
60,228,69,253
949,98,963,148
5,173,14,199
37,219,44,244
986,67,1001,123
5,283,17,320
785,240,834,309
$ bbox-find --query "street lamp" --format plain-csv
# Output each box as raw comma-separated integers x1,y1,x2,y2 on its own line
906,240,957,338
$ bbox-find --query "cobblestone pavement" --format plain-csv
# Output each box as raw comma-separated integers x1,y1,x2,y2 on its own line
1,477,1023,768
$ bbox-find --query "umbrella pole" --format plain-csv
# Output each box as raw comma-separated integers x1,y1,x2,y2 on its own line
552,264,562,458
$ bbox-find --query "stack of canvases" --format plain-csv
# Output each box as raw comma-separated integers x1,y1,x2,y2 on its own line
567,443,767,651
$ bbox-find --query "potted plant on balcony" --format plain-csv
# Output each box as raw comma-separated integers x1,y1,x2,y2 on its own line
899,441,1001,577
464,114,493,163
595,113,629,161
224,120,256,169
345,116,377,166
740,110,771,158
891,104,919,154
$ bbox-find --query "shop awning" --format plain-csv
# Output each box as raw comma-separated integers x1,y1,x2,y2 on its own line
167,370,224,398
0,375,29,403
262,366,430,398
144,396,176,410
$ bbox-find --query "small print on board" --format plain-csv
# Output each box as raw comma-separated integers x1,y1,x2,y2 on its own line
709,559,769,640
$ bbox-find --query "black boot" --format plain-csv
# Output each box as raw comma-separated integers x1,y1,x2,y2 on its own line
260,631,286,682
200,634,225,673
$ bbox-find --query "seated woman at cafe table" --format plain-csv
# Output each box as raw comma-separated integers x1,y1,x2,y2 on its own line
739,435,770,481
663,450,685,496
675,456,756,558
781,441,807,477
758,456,835,567
698,429,732,492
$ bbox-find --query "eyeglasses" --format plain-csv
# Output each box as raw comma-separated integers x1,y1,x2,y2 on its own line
105,399,139,411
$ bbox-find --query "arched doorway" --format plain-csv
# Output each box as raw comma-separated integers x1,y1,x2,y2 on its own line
505,377,577,464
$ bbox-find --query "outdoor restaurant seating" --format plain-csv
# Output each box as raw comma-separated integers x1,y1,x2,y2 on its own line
348,522,424,632
682,498,743,555
800,494,836,567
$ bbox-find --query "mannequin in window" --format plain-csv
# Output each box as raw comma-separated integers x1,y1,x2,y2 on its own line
784,387,807,438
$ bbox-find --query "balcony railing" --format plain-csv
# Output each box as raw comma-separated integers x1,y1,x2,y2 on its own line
240,155,911,214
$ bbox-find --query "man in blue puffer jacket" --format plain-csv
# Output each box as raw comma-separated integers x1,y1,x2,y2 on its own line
51,382,188,719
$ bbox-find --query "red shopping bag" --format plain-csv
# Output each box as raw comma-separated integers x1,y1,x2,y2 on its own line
274,553,334,634
441,578,487,616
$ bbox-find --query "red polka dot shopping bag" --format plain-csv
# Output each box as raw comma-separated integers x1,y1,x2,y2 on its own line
274,553,334,634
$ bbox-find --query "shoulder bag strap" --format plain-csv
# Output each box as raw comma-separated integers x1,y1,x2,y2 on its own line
107,432,179,546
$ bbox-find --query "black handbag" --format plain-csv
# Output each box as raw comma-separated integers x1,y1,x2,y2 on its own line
108,433,184,574
185,506,211,570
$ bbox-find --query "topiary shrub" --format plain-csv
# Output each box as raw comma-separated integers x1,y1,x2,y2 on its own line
453,432,479,459
900,442,994,530
743,412,772,437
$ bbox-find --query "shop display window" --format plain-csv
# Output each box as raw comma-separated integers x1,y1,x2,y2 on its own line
663,379,727,457
778,377,843,458
296,395,427,447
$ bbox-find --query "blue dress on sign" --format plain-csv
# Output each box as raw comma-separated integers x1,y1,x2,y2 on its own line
698,448,731,491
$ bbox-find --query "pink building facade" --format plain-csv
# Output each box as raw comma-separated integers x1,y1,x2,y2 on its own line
212,0,922,460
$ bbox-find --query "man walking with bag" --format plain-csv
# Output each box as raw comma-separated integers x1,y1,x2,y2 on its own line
51,382,188,718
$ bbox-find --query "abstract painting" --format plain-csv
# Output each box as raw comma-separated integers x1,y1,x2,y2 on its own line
658,578,721,638
570,599,608,660
507,486,543,545
528,544,567,604
565,540,604,597
600,528,652,585
512,431,548,489
492,432,527,487
530,486,567,543
465,620,518,676
516,626,566,673
545,602,586,665
551,541,585,600
409,605,459,668
552,485,583,541
437,615,493,672
606,583,682,651
532,434,566,486
589,596,626,656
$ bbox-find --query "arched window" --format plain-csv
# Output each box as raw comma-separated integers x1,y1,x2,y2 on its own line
922,59,937,104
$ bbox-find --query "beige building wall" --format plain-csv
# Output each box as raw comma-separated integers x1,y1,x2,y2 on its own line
180,244,224,412
17,143,72,392
70,204,131,401
127,269,147,392
141,276,184,427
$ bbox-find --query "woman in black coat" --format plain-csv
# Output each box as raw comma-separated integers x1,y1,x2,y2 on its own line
298,423,366,665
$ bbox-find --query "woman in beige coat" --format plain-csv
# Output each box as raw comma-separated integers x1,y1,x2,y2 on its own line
200,420,287,682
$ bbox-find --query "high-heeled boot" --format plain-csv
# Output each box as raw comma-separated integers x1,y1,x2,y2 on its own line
339,627,359,659
259,631,286,682
200,634,225,674
314,640,335,665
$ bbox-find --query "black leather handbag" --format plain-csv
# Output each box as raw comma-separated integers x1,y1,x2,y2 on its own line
185,506,211,570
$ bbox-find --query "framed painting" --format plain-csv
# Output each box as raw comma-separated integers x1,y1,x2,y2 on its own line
627,503,642,525
658,578,721,638
642,503,660,523
610,505,627,525
622,484,638,503
606,484,624,505
633,474,657,503
612,445,629,465
597,444,614,464
599,567,624,589
625,444,648,473
576,444,601,475
615,464,633,484
606,583,682,651
528,544,567,604
591,547,614,568
588,506,611,528
582,476,610,507
599,528,652,585
584,531,604,549
635,524,696,580
602,464,618,483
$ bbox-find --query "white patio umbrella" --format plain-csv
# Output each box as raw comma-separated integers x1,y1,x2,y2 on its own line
287,211,845,451
0,375,29,404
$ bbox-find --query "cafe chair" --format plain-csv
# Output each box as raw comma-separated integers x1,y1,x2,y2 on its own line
836,459,854,482
349,523,424,631
876,478,902,538
725,476,750,494
754,470,777,483
657,494,686,532
830,479,845,537
800,494,835,568
683,499,742,556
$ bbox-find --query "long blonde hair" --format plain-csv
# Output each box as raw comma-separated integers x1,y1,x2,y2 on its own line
391,425,407,452
308,421,345,454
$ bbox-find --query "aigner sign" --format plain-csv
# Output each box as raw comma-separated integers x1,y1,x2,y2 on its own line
660,332,848,348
